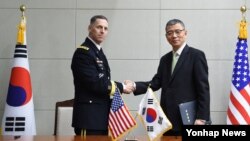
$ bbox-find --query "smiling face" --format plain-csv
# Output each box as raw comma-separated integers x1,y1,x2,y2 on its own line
165,23,187,51
88,18,108,45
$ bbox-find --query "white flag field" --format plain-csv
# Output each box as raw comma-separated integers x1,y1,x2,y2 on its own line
137,88,172,141
1,13,36,135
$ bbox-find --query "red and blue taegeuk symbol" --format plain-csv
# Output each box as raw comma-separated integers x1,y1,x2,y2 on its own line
146,108,157,123
7,67,32,107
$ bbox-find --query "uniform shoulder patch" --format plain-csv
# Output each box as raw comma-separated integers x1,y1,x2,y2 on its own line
78,45,89,51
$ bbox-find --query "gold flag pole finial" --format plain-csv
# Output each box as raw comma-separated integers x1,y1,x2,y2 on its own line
17,5,26,45
20,5,26,17
239,5,247,39
241,5,247,21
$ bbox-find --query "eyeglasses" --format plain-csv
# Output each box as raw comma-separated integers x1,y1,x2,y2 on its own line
166,29,185,36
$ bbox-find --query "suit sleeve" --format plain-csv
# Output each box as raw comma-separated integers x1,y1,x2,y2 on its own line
134,57,164,95
194,51,210,121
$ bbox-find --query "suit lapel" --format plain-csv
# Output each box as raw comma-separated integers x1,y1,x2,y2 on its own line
169,45,189,83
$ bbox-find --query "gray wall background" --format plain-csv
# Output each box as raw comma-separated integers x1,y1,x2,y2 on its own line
0,0,248,135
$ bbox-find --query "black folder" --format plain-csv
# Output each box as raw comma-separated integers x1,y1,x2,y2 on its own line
178,100,197,125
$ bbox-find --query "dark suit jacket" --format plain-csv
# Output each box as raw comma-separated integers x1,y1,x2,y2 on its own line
134,45,210,132
71,37,123,130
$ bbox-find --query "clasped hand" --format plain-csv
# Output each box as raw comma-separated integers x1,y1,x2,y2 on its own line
123,80,135,94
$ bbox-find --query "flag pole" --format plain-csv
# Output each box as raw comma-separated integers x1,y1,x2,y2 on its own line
17,5,26,45
239,5,247,39
124,114,138,141
20,5,26,17
226,4,250,124
13,5,26,139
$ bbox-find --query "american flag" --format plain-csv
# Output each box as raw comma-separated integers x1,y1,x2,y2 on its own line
108,88,136,140
227,20,250,124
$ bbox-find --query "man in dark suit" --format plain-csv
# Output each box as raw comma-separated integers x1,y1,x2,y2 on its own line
126,19,210,136
71,15,133,136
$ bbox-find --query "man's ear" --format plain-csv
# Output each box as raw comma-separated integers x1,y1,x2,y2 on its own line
88,25,92,32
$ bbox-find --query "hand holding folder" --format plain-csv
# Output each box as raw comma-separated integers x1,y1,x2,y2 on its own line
179,100,212,125
178,100,197,125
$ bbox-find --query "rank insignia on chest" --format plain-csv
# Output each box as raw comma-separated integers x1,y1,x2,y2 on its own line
96,58,104,70
99,73,104,78
96,58,103,63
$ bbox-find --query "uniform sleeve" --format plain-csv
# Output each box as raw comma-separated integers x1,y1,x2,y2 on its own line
108,81,123,96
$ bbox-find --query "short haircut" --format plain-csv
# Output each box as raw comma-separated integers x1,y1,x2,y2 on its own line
165,19,185,30
90,15,108,25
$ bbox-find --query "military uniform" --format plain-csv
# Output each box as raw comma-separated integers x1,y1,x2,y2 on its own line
71,37,123,133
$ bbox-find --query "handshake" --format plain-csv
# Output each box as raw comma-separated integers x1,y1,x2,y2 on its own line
123,80,136,94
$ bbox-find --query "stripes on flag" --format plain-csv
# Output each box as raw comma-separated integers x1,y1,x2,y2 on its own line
5,117,25,132
108,88,136,140
14,45,28,58
227,19,250,125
